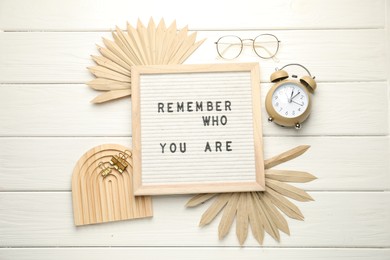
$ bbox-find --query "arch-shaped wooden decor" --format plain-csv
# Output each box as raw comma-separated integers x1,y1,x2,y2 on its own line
72,144,153,226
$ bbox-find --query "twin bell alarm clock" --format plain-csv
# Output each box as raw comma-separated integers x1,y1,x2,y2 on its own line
265,63,317,129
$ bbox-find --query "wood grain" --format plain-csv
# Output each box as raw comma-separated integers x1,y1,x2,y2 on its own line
0,136,388,191
0,30,386,83
1,248,389,260
0,82,387,136
0,192,389,247
0,0,384,30
0,0,388,256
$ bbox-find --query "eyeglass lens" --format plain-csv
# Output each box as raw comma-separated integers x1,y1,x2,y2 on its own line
216,35,243,60
253,34,279,59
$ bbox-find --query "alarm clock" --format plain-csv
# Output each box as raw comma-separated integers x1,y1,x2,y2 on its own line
265,63,316,129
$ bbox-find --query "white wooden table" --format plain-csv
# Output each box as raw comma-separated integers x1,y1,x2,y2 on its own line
0,0,389,259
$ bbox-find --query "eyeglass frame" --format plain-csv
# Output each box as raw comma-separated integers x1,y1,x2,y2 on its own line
214,34,281,60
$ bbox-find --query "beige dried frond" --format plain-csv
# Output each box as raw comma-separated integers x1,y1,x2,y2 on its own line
87,18,205,103
185,145,317,246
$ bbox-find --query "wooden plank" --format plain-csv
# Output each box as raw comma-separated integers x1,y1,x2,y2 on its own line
0,84,131,136
0,0,385,31
387,0,390,95
0,136,387,191
1,248,389,260
0,138,133,191
0,192,389,247
0,29,386,83
0,32,98,84
0,82,387,136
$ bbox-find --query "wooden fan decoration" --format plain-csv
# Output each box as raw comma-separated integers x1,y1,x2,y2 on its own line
87,18,206,103
186,145,317,245
72,144,153,226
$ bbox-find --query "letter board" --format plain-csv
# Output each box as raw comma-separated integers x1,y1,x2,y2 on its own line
132,63,264,195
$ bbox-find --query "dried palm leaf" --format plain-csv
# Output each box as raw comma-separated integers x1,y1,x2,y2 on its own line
248,192,265,244
87,66,131,82
91,55,130,75
96,44,132,71
265,170,317,183
258,192,290,235
266,179,314,202
91,89,132,104
264,145,310,169
265,188,304,220
199,193,231,226
252,192,280,241
186,145,317,246
236,193,249,245
87,78,130,91
87,18,205,103
185,193,216,208
218,193,240,239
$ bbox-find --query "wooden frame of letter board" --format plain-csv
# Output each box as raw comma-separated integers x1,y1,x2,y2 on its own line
132,63,264,196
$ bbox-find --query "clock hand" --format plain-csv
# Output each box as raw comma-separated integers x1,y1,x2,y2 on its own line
290,89,294,102
292,100,304,106
285,89,294,103
291,91,301,101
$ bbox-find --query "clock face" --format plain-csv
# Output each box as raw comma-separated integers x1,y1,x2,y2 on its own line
271,82,309,118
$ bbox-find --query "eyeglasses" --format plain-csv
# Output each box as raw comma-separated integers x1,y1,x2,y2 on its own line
215,34,280,60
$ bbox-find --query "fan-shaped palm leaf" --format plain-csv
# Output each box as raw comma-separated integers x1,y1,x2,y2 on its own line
186,145,316,245
87,18,205,103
